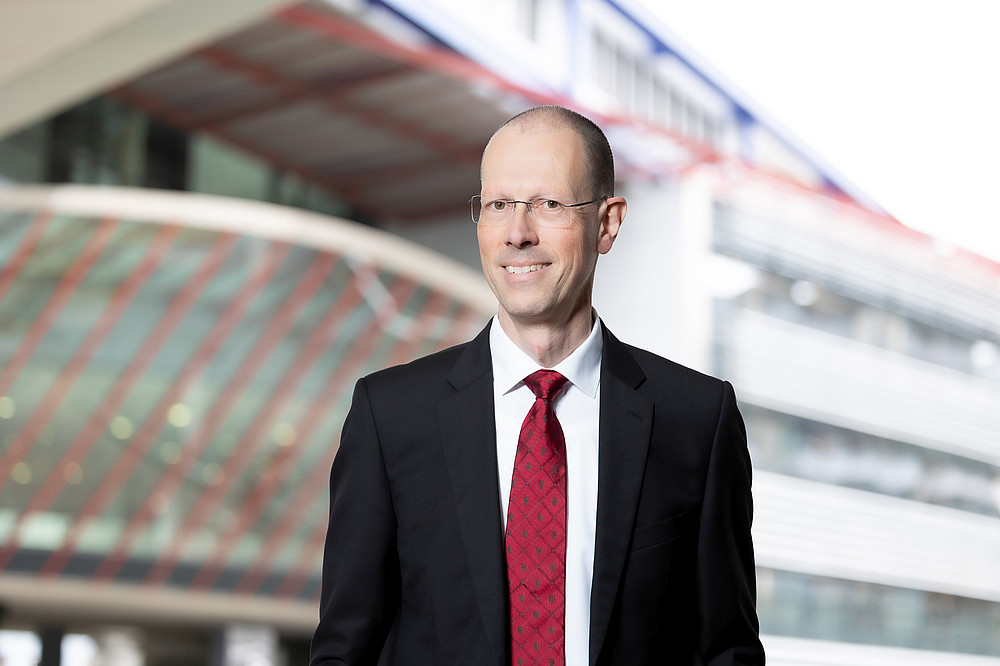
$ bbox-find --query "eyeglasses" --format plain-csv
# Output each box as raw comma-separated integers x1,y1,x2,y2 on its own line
469,195,607,228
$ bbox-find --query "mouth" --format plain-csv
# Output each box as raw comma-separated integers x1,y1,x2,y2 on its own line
504,263,549,274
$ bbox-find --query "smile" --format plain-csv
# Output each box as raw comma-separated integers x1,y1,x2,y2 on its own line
504,264,548,274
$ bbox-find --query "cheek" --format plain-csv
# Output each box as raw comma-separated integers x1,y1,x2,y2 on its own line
478,223,504,245
476,228,495,257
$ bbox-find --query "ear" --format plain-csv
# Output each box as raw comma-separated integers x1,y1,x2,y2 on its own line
596,196,626,255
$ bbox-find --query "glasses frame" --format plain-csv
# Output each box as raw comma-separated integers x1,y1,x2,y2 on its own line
468,195,608,226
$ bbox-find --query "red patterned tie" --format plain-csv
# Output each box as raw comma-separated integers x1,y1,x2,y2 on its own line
505,369,570,666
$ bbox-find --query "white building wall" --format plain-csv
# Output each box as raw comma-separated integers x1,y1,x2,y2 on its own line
763,636,1000,666
754,472,1000,602
726,311,1000,466
594,173,717,372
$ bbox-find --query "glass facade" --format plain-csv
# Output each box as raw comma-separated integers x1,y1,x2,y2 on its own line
758,569,1000,656
746,405,1000,517
0,196,487,599
710,190,1000,659
0,96,356,222
732,270,1000,382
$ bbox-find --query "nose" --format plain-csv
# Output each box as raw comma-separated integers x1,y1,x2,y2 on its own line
503,202,539,248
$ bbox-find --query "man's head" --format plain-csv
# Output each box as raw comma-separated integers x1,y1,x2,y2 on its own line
488,105,616,201
477,106,626,338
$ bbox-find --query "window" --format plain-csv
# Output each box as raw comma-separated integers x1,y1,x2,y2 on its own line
758,569,1000,655
4,94,353,222
589,27,720,145
745,406,1000,517
516,0,541,42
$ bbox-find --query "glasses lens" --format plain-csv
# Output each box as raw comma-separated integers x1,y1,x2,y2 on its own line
470,196,481,224
469,198,586,227
473,198,510,226
534,200,568,227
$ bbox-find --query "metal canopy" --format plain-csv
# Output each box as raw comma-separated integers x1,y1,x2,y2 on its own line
114,4,514,225
112,2,713,226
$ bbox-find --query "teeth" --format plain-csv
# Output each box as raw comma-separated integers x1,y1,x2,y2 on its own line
505,264,546,274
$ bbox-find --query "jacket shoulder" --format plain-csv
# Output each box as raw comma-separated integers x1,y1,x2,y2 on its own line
365,321,492,394
623,342,727,392
603,332,736,432
361,339,472,400
602,323,729,402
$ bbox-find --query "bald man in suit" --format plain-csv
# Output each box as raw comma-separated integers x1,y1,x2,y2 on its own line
310,105,764,665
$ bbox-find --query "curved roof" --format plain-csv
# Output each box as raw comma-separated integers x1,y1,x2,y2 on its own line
0,185,493,628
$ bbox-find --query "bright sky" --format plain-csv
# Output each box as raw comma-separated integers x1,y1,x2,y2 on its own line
640,0,1000,263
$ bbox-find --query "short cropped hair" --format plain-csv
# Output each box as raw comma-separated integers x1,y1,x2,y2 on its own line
494,105,615,200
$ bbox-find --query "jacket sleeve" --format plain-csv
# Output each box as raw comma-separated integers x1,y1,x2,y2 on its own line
696,381,766,665
310,378,400,665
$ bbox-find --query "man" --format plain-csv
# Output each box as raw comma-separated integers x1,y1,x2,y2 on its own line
310,106,764,665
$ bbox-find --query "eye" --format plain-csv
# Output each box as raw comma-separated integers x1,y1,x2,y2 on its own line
540,199,562,210
488,200,509,212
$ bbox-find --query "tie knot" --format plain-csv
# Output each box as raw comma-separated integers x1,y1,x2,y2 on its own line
523,369,568,402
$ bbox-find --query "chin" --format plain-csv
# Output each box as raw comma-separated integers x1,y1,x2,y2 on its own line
497,296,539,315
496,291,545,313
502,304,558,324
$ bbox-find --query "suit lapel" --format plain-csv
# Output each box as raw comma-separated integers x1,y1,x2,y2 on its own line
437,323,507,666
589,326,652,665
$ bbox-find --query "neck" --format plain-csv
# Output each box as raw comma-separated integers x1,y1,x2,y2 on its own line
497,306,595,367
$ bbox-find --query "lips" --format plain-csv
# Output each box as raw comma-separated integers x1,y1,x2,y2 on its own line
504,263,549,274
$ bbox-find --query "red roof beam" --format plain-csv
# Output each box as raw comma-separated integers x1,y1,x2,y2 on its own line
192,43,482,167
274,6,552,108
0,209,53,305
230,288,459,594
37,241,291,579
0,218,119,405
139,263,385,586
191,57,414,130
0,232,240,575
0,223,180,510
265,294,486,599
189,276,422,590
92,250,339,582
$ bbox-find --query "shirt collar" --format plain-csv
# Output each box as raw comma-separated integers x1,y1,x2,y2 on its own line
489,313,603,399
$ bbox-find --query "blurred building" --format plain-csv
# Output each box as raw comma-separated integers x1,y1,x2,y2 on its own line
0,0,997,664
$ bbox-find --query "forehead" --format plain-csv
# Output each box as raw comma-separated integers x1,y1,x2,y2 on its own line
481,123,587,196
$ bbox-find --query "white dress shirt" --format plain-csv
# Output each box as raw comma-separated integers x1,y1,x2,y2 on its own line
489,316,602,666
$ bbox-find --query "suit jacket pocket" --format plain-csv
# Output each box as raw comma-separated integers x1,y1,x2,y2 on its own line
630,509,695,552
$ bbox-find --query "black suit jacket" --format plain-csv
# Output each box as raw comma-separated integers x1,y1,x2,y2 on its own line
310,322,764,665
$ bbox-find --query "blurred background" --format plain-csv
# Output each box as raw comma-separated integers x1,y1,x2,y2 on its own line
0,0,997,664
